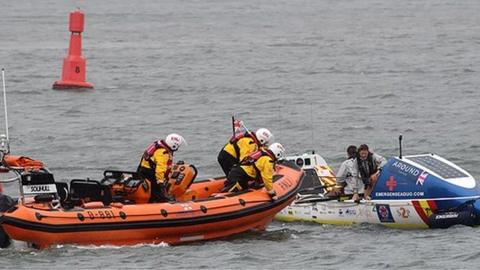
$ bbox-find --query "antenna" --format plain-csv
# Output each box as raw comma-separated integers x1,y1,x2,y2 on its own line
277,104,281,142
310,102,315,154
1,68,10,154
399,134,403,159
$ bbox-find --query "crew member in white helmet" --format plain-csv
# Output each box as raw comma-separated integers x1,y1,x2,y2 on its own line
217,128,273,177
137,133,186,202
223,142,285,200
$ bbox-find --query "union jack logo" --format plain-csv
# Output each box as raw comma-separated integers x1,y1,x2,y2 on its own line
416,171,428,186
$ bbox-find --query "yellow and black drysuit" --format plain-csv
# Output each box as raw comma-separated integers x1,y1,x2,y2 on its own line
217,133,260,177
137,140,173,202
222,149,276,196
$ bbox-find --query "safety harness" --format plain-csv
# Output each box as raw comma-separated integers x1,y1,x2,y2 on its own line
241,149,275,181
139,140,173,180
229,132,259,159
357,152,378,180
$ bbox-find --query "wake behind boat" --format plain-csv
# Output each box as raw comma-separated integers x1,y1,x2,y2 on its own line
276,151,480,229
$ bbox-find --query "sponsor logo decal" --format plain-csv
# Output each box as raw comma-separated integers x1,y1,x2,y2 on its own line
376,204,394,223
434,212,459,220
22,184,57,194
386,176,397,191
396,207,410,218
345,209,357,216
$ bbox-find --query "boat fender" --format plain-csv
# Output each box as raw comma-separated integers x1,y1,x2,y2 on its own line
428,203,479,228
110,202,124,208
82,201,106,209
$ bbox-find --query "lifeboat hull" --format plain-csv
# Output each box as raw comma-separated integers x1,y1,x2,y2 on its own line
0,163,303,248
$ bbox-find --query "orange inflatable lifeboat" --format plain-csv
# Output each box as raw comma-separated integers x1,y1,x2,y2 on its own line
0,161,303,248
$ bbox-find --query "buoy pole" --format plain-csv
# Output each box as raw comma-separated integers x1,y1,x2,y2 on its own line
53,9,94,89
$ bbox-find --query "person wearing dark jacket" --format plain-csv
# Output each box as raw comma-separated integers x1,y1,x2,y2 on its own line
356,144,387,200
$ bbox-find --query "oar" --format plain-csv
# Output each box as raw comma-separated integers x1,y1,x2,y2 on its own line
298,183,337,193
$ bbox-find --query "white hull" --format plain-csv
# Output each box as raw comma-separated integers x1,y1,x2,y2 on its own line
276,196,479,229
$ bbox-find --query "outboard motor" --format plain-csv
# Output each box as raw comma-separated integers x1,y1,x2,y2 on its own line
20,169,65,207
428,201,480,228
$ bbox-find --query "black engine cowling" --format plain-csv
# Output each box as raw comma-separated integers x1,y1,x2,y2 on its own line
428,202,480,229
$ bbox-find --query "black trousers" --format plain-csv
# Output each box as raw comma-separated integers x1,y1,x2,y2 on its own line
217,149,238,177
222,166,251,192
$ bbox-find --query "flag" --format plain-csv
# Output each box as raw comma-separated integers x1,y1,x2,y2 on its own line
416,171,428,186
233,119,249,136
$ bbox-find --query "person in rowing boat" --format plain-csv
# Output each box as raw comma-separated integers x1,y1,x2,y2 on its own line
137,133,186,202
334,145,364,202
356,144,387,200
218,127,274,177
222,142,285,200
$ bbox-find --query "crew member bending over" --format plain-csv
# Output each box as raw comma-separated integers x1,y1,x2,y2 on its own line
217,128,273,177
356,144,387,200
137,133,186,202
223,142,285,200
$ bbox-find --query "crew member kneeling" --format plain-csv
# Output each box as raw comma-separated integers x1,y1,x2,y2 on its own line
217,128,273,177
223,142,285,200
137,133,186,202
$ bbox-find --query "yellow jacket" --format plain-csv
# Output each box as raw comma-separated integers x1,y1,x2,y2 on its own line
139,148,172,183
241,155,275,191
223,137,258,161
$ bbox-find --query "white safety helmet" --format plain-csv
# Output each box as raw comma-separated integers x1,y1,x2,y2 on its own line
268,142,285,159
255,128,273,146
165,133,186,151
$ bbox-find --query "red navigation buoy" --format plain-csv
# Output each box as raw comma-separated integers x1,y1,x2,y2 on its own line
53,10,94,89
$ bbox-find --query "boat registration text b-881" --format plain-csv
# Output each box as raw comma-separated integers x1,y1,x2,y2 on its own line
86,210,116,219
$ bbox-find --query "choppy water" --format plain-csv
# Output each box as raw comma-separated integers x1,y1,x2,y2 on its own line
0,0,479,269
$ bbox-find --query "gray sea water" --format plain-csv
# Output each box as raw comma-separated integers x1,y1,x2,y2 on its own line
1,0,479,269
